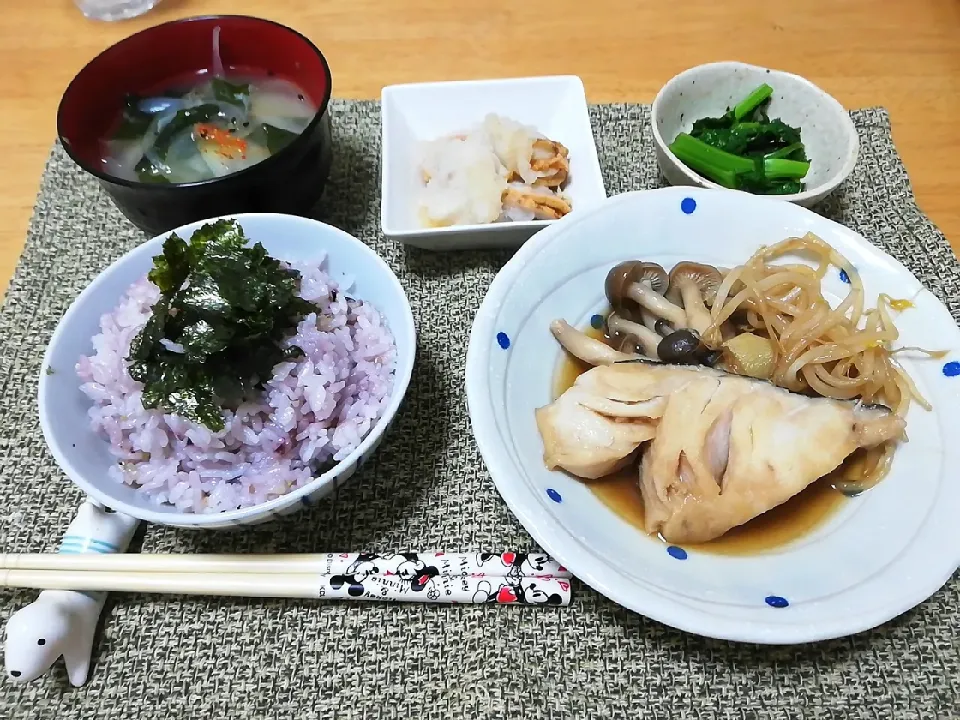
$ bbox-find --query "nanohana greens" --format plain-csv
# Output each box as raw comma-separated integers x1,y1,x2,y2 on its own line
668,83,810,195
127,219,316,431
101,75,315,185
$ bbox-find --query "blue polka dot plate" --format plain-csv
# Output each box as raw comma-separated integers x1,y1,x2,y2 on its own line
465,187,960,644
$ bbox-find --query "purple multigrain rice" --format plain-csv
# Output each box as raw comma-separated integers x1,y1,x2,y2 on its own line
76,256,397,514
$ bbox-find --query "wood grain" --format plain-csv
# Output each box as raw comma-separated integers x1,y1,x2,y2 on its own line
3,0,960,294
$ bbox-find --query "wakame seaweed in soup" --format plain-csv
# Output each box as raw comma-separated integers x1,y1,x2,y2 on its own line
100,74,317,184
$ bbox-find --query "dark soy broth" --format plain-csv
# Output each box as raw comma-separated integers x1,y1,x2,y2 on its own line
587,468,846,555
551,325,849,555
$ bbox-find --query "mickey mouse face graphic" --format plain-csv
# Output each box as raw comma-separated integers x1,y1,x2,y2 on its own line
470,579,560,605
345,553,383,580
516,578,563,606
394,555,425,580
517,554,548,575
477,552,550,579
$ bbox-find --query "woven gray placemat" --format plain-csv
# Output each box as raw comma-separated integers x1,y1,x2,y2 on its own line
1,100,958,720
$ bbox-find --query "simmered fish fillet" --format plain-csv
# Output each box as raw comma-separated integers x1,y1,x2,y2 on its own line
535,369,664,479
537,361,906,542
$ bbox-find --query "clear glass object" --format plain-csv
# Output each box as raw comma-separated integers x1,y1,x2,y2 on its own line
74,0,161,21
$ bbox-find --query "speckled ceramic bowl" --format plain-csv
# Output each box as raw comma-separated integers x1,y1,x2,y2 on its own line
651,61,858,208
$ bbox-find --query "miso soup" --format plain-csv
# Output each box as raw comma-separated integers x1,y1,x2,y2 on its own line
99,73,318,184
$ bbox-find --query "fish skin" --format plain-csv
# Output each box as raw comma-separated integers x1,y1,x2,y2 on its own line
537,362,906,543
614,356,898,407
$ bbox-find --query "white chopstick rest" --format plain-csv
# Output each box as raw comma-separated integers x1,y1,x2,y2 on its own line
3,501,139,687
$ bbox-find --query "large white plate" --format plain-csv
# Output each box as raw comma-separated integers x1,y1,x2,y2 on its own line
465,187,960,644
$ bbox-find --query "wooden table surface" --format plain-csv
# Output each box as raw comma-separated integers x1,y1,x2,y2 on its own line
3,0,960,296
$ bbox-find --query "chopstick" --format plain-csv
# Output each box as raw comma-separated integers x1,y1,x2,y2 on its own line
0,552,570,578
0,552,573,606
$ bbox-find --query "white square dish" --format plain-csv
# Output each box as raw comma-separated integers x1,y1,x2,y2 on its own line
380,76,607,251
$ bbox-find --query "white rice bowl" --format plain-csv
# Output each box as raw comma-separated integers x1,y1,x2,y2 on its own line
75,257,397,514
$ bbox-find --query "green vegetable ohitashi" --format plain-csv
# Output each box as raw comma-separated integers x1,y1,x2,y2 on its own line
127,220,315,431
668,84,810,195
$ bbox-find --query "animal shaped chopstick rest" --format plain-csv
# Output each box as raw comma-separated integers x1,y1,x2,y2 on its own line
4,501,139,686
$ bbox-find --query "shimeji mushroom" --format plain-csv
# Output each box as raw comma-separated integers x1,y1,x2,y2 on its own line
666,262,723,336
604,261,687,331
656,328,702,364
605,312,662,359
549,319,637,366
603,261,663,332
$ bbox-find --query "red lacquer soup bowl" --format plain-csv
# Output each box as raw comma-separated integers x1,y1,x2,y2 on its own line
57,15,334,236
